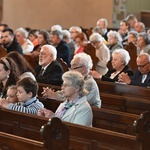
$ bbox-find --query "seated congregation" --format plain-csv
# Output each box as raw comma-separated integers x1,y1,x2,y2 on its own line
0,13,150,149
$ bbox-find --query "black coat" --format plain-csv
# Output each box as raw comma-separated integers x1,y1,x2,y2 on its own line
130,69,150,87
101,65,133,82
35,60,64,86
4,38,23,54
56,40,71,67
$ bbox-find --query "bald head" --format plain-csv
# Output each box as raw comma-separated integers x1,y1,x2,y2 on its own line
137,53,150,74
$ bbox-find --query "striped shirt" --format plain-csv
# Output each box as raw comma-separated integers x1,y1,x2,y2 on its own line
8,97,44,115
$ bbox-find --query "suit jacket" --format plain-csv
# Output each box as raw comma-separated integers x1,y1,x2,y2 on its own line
55,96,93,126
35,60,64,86
130,69,150,87
101,65,133,82
56,40,71,67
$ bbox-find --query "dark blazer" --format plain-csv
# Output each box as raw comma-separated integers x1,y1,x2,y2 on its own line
130,69,150,87
56,40,71,67
35,60,64,86
101,65,133,82
4,38,23,54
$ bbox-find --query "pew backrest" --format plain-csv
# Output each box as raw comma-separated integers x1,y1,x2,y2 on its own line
0,108,150,150
96,80,150,100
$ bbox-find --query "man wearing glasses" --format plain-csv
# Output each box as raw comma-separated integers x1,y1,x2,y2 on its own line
42,53,101,108
118,53,150,87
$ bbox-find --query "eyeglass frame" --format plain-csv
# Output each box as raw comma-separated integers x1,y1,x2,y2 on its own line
71,65,84,70
137,62,149,69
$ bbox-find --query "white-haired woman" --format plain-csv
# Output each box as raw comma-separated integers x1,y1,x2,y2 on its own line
107,30,123,54
38,70,93,126
15,27,34,54
90,49,133,82
89,33,110,75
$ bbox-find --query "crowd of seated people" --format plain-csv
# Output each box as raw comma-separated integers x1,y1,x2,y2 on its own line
0,13,149,126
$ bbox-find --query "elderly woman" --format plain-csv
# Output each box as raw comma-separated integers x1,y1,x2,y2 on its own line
89,33,110,75
90,49,133,82
137,32,150,55
38,70,93,126
127,31,138,45
15,27,34,54
107,30,123,54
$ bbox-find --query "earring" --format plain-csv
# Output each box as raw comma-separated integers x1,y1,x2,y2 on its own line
7,75,9,78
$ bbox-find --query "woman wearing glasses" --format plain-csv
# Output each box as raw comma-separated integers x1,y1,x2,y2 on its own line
38,70,93,126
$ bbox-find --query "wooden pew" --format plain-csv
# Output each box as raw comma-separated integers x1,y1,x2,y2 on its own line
0,132,44,150
100,93,150,115
0,108,149,150
96,80,150,100
92,107,139,135
56,57,69,72
0,117,69,150
38,83,150,115
38,81,150,101
24,54,39,69
123,42,137,72
0,45,7,58
39,97,139,135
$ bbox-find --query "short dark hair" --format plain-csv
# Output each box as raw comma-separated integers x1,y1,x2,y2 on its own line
2,28,14,36
17,77,38,97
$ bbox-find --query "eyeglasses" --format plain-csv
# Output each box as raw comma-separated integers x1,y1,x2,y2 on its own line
71,65,83,70
137,62,149,69
61,83,72,88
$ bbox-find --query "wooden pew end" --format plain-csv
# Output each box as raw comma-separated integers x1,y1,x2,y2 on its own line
134,111,150,149
40,117,70,150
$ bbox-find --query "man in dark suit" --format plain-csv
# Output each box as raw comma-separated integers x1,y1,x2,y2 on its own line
35,45,64,86
1,28,23,54
50,30,71,67
118,53,150,87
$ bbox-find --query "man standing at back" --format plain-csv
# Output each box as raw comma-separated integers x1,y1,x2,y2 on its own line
35,45,64,86
50,30,71,67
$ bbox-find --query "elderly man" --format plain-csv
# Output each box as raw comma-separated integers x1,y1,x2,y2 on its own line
96,18,108,40
35,45,64,86
42,53,102,108
134,22,145,33
118,53,150,87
